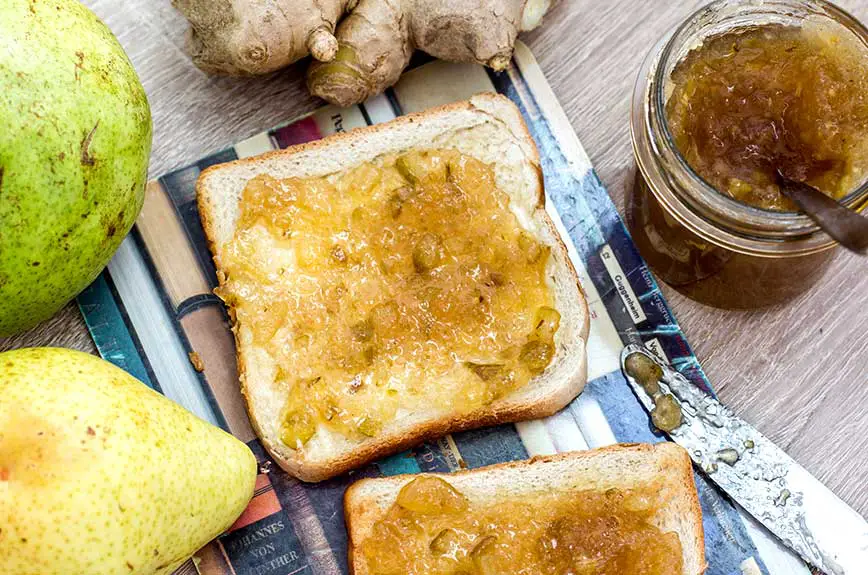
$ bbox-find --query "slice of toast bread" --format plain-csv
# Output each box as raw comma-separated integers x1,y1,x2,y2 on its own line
197,93,590,482
345,443,707,575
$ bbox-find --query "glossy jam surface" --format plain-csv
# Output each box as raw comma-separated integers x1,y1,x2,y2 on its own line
217,150,557,449
359,476,684,575
667,24,868,210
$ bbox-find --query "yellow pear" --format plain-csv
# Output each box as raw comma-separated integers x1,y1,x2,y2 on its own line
0,347,257,575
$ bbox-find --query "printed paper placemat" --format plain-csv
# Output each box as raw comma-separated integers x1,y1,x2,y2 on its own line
77,43,812,575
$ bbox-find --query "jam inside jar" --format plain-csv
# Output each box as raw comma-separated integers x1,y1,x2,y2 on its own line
630,0,868,309
667,23,868,212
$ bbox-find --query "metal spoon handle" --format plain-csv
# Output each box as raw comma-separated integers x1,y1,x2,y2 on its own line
778,175,868,255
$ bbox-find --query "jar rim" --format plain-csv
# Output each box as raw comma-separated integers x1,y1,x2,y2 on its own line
638,0,868,254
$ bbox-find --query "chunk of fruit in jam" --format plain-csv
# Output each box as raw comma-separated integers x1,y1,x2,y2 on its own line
396,476,470,515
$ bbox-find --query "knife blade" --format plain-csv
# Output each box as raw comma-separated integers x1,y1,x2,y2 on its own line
620,344,868,575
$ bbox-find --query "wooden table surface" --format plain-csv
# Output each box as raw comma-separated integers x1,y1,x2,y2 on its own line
2,0,866,516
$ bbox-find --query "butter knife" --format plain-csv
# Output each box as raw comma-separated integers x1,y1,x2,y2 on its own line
620,344,868,575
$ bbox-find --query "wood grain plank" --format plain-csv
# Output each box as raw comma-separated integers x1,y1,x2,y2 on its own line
1,0,866,516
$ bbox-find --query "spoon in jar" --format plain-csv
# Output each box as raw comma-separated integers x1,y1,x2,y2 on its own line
776,170,868,255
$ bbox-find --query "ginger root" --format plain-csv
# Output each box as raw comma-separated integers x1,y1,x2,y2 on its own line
172,0,355,75
174,0,553,104
309,0,553,106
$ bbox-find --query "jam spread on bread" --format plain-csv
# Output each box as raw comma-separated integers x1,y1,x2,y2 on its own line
359,475,684,574
216,150,558,449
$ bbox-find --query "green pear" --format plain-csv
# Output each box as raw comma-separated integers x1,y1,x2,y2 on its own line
0,348,257,575
0,0,152,335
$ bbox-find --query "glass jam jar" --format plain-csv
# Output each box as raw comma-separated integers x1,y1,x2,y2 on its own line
629,0,868,309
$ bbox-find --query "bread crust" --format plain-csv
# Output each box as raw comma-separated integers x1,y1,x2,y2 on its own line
344,443,707,575
197,93,590,483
